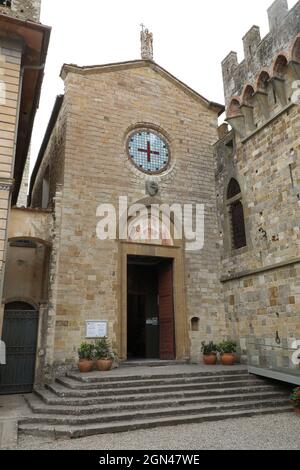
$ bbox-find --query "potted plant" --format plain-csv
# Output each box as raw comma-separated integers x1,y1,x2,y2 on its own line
78,342,94,373
290,387,300,414
201,341,218,365
94,337,114,371
218,340,237,366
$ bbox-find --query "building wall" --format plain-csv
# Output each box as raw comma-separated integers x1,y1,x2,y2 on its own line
17,152,30,207
31,103,66,209
215,104,300,368
4,207,51,306
216,0,300,370
0,37,22,335
3,242,49,305
35,64,227,377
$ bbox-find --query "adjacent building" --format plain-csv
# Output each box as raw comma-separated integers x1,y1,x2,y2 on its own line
0,0,50,392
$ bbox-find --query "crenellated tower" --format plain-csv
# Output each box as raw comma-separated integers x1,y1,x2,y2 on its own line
222,0,300,112
215,0,300,378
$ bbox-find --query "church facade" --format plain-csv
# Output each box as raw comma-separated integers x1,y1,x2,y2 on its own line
28,59,226,381
0,0,299,392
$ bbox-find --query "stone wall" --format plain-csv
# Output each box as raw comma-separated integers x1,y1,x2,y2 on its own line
17,152,30,207
31,101,66,210
216,1,300,371
0,0,41,23
215,102,300,368
34,62,227,375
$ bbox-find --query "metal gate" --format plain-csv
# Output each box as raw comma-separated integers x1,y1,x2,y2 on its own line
0,309,39,394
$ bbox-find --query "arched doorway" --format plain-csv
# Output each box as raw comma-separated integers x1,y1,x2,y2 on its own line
0,301,39,394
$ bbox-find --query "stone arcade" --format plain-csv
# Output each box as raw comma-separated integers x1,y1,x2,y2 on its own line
0,0,299,395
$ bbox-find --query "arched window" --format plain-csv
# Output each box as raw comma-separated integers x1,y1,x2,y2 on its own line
227,179,247,250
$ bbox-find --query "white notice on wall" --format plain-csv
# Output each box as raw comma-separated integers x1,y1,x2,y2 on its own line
86,321,108,339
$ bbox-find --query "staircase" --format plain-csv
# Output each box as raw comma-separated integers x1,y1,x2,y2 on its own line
19,367,292,439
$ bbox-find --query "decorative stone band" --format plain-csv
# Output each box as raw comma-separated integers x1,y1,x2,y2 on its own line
221,256,300,283
0,178,14,193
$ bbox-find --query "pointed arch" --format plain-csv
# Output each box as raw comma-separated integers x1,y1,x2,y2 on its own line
291,36,300,62
227,98,241,118
273,54,288,76
227,178,241,199
256,70,271,90
242,85,255,104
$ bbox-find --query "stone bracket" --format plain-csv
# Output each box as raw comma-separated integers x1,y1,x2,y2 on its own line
271,76,287,106
226,115,245,138
253,90,270,120
240,104,255,133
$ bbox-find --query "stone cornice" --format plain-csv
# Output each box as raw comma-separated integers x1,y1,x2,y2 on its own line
221,256,300,283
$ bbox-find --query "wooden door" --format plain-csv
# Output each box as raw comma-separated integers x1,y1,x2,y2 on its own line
158,261,175,360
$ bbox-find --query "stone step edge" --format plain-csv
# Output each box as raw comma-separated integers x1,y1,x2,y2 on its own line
18,406,292,439
25,391,289,415
59,374,258,390
66,369,249,384
35,384,282,405
19,398,291,425
46,379,272,397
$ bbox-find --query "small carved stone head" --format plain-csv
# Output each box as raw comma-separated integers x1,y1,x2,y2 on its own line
146,180,159,197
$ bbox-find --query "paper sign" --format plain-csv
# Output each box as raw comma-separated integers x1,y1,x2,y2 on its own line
86,321,108,339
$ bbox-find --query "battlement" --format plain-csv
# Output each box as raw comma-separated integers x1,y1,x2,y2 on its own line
222,0,300,106
0,0,41,23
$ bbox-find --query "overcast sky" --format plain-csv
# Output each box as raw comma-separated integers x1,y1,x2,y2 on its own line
29,0,298,172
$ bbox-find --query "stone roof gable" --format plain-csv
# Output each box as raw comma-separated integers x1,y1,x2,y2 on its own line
60,59,224,116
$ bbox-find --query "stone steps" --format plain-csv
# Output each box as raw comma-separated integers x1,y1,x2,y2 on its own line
19,405,292,439
47,378,268,398
58,372,254,390
19,397,291,426
66,368,249,384
18,368,292,438
25,389,288,416
34,383,281,407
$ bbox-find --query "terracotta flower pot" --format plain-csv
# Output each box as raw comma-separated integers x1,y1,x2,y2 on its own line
203,354,217,365
221,353,236,366
78,360,93,373
294,407,300,415
96,358,113,372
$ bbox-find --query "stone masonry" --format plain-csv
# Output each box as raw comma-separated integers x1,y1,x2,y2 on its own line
31,61,227,379
2,0,299,386
215,0,300,369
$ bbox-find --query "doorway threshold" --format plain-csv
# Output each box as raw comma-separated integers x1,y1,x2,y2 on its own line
123,359,188,368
